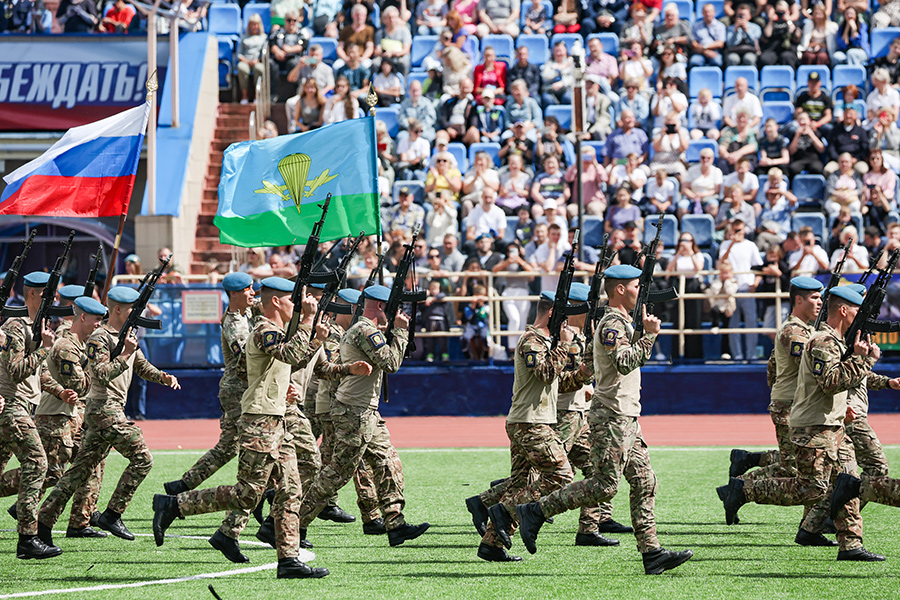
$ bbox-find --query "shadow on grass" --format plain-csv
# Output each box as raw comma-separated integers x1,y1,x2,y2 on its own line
343,559,476,565
403,572,558,578
738,573,893,579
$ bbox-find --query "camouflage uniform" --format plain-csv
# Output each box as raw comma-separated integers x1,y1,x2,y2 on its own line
741,323,874,551
744,316,814,480
316,321,379,522
537,306,662,553
39,323,167,528
176,318,320,559
0,317,63,535
297,317,409,531
480,325,591,549
179,308,251,490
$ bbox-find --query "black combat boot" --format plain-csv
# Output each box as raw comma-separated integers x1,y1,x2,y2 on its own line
209,530,249,563
465,495,488,536
17,534,62,560
387,522,430,547
363,518,387,535
642,547,694,574
317,505,356,523
276,557,329,578
152,495,181,545
477,543,522,562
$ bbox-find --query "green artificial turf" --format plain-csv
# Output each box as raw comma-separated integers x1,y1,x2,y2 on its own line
1,446,900,599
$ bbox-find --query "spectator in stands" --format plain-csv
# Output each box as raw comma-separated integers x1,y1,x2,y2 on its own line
241,248,274,280
420,280,452,362
287,43,335,95
438,76,478,142
682,147,723,216
497,153,533,214
378,119,398,192
657,46,687,96
426,190,459,247
619,3,654,51
461,284,491,360
690,4,726,68
725,156,759,200
605,109,649,166
61,0,99,32
619,41,654,94
610,151,649,200
607,226,641,265
416,0,448,34
707,260,737,359
311,0,341,35
788,225,830,275
336,43,370,99
862,149,898,230
38,0,63,33
755,244,789,339
499,120,535,166
323,76,360,124
395,118,430,181
292,78,326,133
441,232,467,272
879,222,900,263
758,1,801,69
99,0,135,32
716,185,757,241
473,47,507,105
863,226,886,255
508,47,542,101
873,38,900,86
719,110,758,174
536,199,568,234
651,77,688,133
757,167,797,240
758,118,790,173
441,46,473,98
461,152,501,212
425,151,464,201
583,39,619,101
532,154,570,212
605,186,643,234
787,111,826,178
825,207,854,255
689,88,721,141
826,105,869,176
446,8,478,62
532,223,570,291
867,69,900,125
649,111,689,179
269,11,309,93
583,76,614,140
541,42,575,107
504,81,542,136
398,80,437,142
552,0,580,33
375,6,412,76
615,79,651,129
867,109,900,173
833,6,868,66
475,0,520,38
829,226,869,272
523,0,549,33
493,240,534,349
718,219,762,360
267,252,298,278
372,58,403,105
799,4,836,65
643,169,675,214
651,4,692,60
384,187,426,240
722,77,762,130
666,231,705,358
471,233,504,271
473,88,505,142
825,152,864,218
724,6,761,67
564,145,608,217
237,15,268,105
535,115,574,167
794,72,833,138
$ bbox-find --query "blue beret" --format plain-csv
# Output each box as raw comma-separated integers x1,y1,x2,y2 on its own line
124,254,141,264
59,284,85,300
604,265,642,280
540,291,556,302
260,276,294,293
363,285,391,302
569,282,590,303
107,286,140,304
252,281,262,292
830,286,864,306
337,288,362,305
846,283,866,296
74,297,107,316
310,283,327,290
222,272,253,292
24,271,50,287
790,277,824,292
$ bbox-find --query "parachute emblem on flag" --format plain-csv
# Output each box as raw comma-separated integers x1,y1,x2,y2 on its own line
253,152,338,214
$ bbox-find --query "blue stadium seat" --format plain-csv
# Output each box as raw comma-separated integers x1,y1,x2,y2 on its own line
217,39,235,89
515,34,550,64
208,4,241,37
681,214,716,249
689,66,723,100
411,35,438,68
724,65,759,94
695,0,725,19
871,27,900,58
796,65,831,92
468,142,502,167
406,70,429,93
584,140,606,159
832,64,867,94
685,139,719,163
687,100,722,129
582,215,605,248
550,33,584,55
445,142,469,172
643,214,679,247
504,216,519,242
888,211,900,226
586,32,619,57
309,37,338,63
481,34,515,61
761,101,794,125
792,213,827,242
663,0,693,21
392,180,426,204
520,0,553,26
544,105,572,130
376,107,400,138
792,174,826,204
760,65,795,102
242,3,270,32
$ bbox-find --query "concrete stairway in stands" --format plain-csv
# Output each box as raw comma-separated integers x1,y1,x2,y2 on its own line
190,103,254,275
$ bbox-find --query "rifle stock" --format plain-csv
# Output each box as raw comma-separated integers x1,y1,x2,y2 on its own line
110,254,170,359
83,243,104,299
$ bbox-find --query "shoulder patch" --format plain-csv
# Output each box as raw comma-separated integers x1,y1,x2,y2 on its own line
86,342,98,359
263,331,279,348
812,358,825,375
368,331,386,349
602,328,619,346
0,335,9,352
230,340,242,356
524,351,537,368
790,341,803,357
324,348,332,361
60,360,74,375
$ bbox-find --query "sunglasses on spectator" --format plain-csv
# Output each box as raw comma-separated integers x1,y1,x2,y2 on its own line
415,243,427,248
428,254,441,259
285,18,297,22
679,238,692,243
436,159,448,163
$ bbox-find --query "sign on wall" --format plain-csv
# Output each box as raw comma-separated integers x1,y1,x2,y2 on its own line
181,290,222,324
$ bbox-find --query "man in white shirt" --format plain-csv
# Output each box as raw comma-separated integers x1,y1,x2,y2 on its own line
465,187,507,242
718,219,763,360
787,226,829,276
531,223,571,292
722,78,763,129
722,158,759,205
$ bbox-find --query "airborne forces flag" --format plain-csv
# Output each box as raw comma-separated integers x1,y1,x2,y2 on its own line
214,116,381,247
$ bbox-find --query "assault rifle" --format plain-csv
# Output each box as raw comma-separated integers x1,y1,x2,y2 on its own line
547,229,586,349
384,224,428,351
858,248,884,286
0,229,37,316
583,234,616,338
842,249,900,359
31,231,76,346
82,243,104,300
814,239,852,330
110,254,169,359
312,233,364,331
286,193,341,338
352,250,387,326
631,214,678,343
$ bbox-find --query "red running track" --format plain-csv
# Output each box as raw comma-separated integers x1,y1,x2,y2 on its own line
139,414,900,450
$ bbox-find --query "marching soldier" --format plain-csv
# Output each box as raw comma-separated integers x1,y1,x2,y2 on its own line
294,284,430,549
38,286,180,545
152,277,331,578
515,265,693,575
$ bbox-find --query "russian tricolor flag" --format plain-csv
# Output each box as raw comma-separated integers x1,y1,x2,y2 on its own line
0,100,150,218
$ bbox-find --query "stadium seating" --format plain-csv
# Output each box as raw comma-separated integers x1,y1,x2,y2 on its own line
724,65,759,95
792,174,827,205
411,35,438,69
520,0,553,26
685,139,719,163
550,33,585,55
515,34,550,64
761,101,794,125
681,214,715,249
504,216,519,242
586,32,619,57
871,27,900,58
544,105,572,131
208,4,241,38
481,34,515,61
792,213,827,242
445,142,469,172
217,39,235,89
664,0,694,21
376,107,400,138
643,214,679,247
832,64,867,95
760,65,795,102
687,100,722,130
689,66,724,99
393,180,426,204
309,37,337,63
582,215,605,247
796,65,831,92
406,70,428,93
695,0,725,19
468,142,502,167
242,3,270,32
